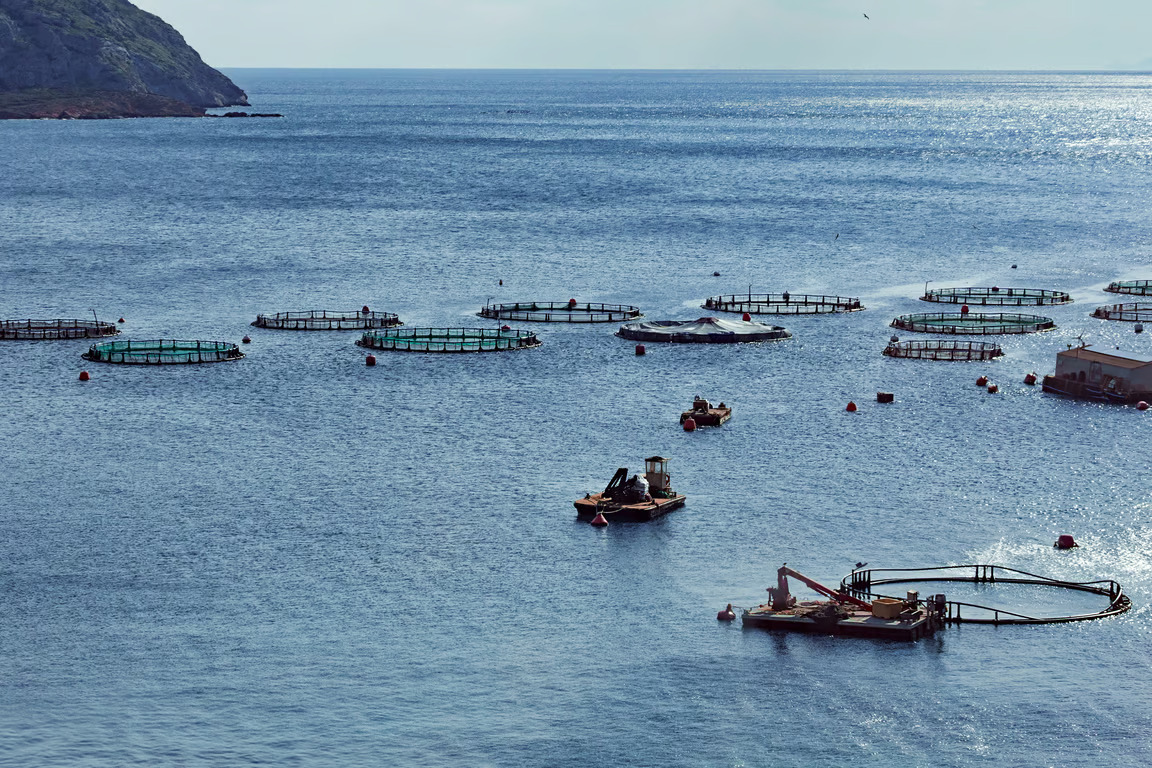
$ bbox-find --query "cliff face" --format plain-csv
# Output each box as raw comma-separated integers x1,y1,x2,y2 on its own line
0,0,247,108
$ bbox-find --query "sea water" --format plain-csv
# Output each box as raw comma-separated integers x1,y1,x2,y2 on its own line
1,70,1151,766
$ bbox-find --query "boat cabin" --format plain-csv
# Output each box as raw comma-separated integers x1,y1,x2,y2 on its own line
1052,345,1152,394
644,456,671,493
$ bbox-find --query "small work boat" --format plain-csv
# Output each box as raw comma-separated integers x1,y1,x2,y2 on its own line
574,456,686,523
740,565,942,641
680,396,731,427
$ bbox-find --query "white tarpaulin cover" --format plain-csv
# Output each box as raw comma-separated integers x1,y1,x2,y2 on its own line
616,316,792,343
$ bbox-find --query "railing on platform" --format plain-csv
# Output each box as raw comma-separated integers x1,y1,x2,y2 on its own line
1091,302,1152,322
921,287,1072,306
703,293,863,315
890,312,1055,335
1105,280,1152,296
252,310,401,330
479,302,641,323
841,564,1131,625
357,327,542,353
1,319,120,340
883,340,1003,361
83,339,244,365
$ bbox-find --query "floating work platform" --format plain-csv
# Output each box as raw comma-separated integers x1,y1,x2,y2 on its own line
479,300,641,323
890,312,1055,335
617,317,791,343
1041,344,1152,404
1105,279,1152,296
883,340,1004,361
82,339,243,365
575,457,685,523
703,293,863,315
252,309,401,331
841,564,1131,626
357,327,541,353
1091,303,1152,322
680,397,731,427
738,565,944,641
921,287,1072,306
1,318,120,340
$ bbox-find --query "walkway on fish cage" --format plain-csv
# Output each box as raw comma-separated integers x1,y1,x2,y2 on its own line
841,564,1131,626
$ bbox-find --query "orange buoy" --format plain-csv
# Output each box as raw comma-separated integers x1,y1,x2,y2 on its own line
635,344,646,356
242,335,251,344
742,312,751,321
1054,534,1078,550
591,513,608,527
846,401,857,412
683,417,697,432
568,298,578,306
976,376,988,386
117,317,125,324
987,383,998,394
78,370,90,382
365,354,377,366
717,603,736,621
1024,372,1037,385
1138,401,1149,411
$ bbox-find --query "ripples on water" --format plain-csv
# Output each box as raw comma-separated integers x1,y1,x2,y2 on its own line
1,71,1151,766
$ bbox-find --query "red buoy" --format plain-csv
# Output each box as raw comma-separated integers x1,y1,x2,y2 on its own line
499,279,503,286
591,513,608,527
960,304,970,315
362,305,370,314
987,383,999,394
846,401,857,412
78,370,90,382
568,298,578,307
1024,372,1037,385
717,603,736,621
365,354,377,366
742,312,751,321
242,335,251,344
683,417,697,432
1055,534,1078,550
1138,401,1149,411
976,376,988,386
635,344,646,356
117,317,125,324
501,324,511,331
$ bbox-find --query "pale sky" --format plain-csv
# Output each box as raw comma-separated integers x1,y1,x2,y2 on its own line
133,1,1152,70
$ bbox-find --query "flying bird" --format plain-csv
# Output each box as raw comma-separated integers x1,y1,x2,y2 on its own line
863,13,870,20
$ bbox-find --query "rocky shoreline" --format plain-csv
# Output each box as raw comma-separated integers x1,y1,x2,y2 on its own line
0,89,281,120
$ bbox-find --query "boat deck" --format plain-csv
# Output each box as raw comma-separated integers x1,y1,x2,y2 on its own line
742,606,939,641
680,407,731,426
574,492,686,522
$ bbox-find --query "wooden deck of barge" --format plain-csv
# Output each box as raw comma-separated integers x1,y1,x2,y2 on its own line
743,605,939,641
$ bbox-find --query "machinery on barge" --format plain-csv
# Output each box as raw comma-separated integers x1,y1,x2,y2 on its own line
574,456,685,523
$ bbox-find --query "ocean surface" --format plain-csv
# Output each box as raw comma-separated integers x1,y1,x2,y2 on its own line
2,70,1151,767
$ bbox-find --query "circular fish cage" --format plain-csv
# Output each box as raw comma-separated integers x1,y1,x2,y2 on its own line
616,317,791,343
883,340,1003,361
890,312,1055,335
841,565,1131,626
478,301,641,323
1092,302,1152,322
0,318,120,340
357,327,542,353
702,293,863,315
921,287,1072,306
252,310,402,331
1105,279,1152,296
82,339,244,365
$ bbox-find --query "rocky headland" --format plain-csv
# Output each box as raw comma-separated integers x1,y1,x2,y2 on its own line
0,0,255,119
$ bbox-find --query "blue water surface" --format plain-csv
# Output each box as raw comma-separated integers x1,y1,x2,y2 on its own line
1,70,1151,767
